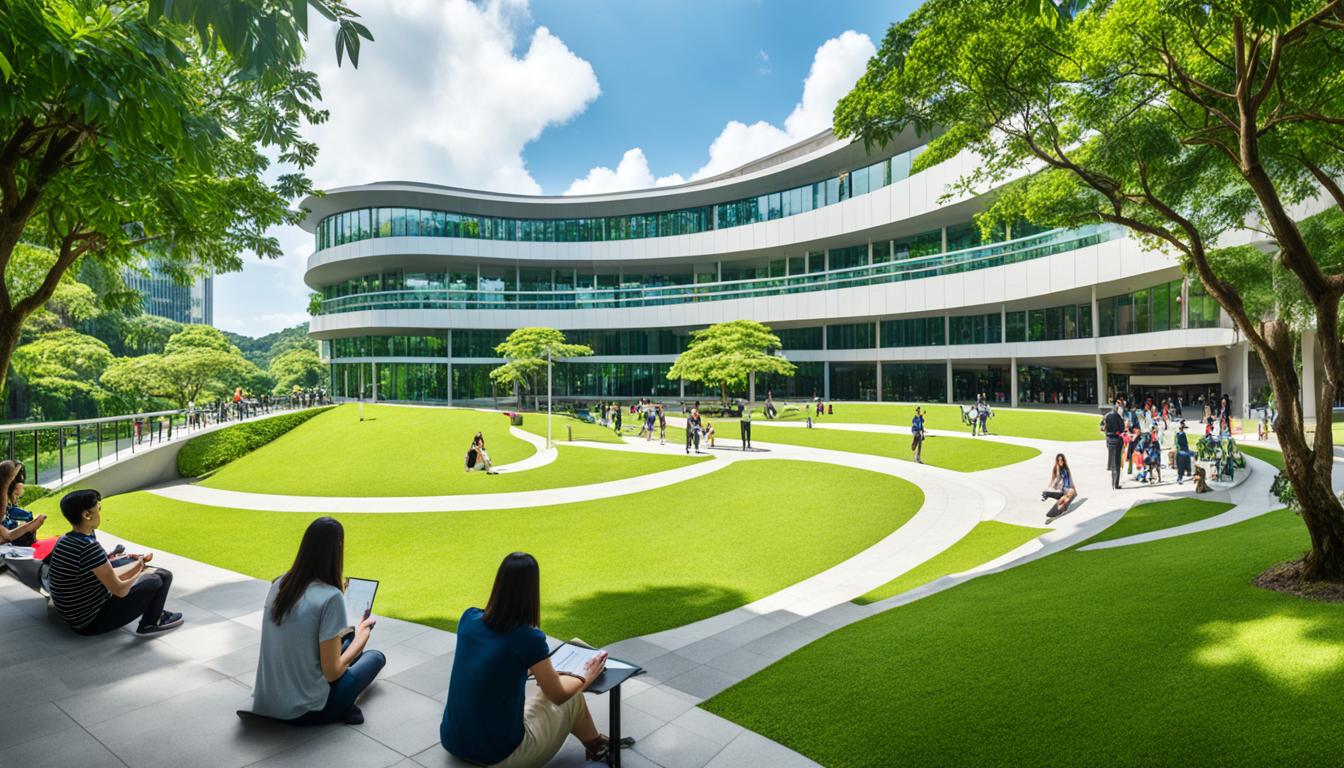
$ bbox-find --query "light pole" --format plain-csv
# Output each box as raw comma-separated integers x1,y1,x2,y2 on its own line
547,347,553,449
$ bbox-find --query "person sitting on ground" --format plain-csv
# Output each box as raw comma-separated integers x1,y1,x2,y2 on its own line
0,461,46,548
466,433,498,475
441,552,611,767
47,489,183,636
1041,453,1077,518
252,517,385,725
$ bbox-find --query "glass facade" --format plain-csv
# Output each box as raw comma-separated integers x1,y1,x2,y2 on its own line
317,146,927,250
774,326,823,350
952,366,1010,403
1005,303,1092,342
882,363,947,402
880,318,944,347
830,363,878,401
1094,278,1222,337
1016,366,1097,405
827,323,876,350
759,362,825,400
948,313,1002,345
122,263,213,325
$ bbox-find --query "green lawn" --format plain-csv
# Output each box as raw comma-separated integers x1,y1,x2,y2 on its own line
200,404,536,495
98,460,924,645
670,421,1040,472
752,402,1103,441
705,509,1340,767
1241,444,1285,470
853,521,1046,605
1084,498,1235,546
514,412,624,444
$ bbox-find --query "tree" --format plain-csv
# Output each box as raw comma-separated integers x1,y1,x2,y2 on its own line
101,324,261,408
0,0,373,391
12,328,113,418
269,347,324,392
667,321,797,404
490,328,593,410
121,315,183,356
836,0,1344,579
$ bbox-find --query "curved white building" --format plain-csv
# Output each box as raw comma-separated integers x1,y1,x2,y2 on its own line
301,129,1263,413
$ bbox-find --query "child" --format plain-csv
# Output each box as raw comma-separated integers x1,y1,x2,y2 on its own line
1145,427,1163,483
702,419,716,448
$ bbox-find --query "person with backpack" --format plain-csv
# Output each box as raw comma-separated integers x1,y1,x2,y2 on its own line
911,407,927,464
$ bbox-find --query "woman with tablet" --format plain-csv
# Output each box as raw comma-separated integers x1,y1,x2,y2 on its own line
441,552,611,767
252,517,385,725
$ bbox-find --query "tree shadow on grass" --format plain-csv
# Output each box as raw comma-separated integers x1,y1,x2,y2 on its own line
542,582,751,647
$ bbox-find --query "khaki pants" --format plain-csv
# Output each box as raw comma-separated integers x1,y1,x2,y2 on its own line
489,694,584,768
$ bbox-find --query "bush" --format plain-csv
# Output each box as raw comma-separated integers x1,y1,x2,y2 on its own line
20,484,53,505
177,407,332,477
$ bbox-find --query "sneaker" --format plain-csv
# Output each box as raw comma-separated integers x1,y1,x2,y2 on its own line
136,611,184,636
340,705,364,725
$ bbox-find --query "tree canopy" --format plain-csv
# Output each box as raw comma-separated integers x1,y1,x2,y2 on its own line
667,320,797,403
11,327,113,418
490,327,593,408
836,0,1344,578
0,0,372,390
100,324,262,408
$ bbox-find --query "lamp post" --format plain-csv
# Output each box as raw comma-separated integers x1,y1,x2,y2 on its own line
547,347,553,449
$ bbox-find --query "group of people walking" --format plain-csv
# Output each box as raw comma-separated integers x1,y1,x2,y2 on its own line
1102,395,1204,490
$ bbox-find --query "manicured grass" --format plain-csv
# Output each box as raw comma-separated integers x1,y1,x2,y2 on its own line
670,421,1040,472
753,402,1103,441
1241,444,1285,470
704,510,1339,767
1084,498,1235,545
99,460,924,645
200,404,534,495
853,521,1046,605
514,412,624,444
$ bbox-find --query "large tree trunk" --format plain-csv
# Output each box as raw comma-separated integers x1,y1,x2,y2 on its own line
1259,330,1344,581
0,312,22,396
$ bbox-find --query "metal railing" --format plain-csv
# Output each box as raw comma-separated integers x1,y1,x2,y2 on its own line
0,398,326,489
314,224,1123,315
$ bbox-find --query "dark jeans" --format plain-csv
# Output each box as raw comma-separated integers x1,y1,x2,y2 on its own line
1106,439,1123,488
287,636,386,725
75,568,174,636
686,427,700,453
1176,450,1194,482
740,421,752,448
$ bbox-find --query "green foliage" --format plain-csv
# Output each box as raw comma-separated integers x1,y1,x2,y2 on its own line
490,328,593,406
0,0,373,390
268,346,323,392
11,328,114,418
100,324,263,408
176,405,331,477
667,320,797,402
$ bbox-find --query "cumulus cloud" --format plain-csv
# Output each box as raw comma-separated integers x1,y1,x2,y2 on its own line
564,30,874,194
563,148,685,195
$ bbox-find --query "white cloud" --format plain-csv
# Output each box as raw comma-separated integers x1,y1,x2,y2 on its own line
565,30,874,193
563,148,684,195
220,0,602,336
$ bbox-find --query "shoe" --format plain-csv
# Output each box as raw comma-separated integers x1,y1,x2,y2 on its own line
136,611,184,636
340,705,364,725
1046,504,1063,519
583,735,611,763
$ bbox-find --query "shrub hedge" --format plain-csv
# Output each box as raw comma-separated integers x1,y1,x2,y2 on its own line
177,407,333,478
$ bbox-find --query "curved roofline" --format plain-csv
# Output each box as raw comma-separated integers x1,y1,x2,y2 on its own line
297,126,929,232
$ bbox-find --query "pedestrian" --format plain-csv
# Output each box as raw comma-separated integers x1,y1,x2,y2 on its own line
1102,399,1126,489
740,399,752,450
657,405,667,445
1175,420,1194,484
911,407,926,464
685,407,702,454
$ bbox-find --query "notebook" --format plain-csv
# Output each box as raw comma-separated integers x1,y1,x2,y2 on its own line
546,640,636,677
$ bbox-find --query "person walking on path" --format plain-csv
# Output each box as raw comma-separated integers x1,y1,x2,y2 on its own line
686,407,702,454
657,405,667,445
740,400,752,450
643,405,656,441
612,403,622,436
911,407,927,464
1175,420,1194,484
1103,400,1126,489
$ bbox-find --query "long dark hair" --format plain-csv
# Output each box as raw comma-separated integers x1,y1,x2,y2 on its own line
1052,453,1070,481
0,460,22,506
272,517,345,625
482,552,540,632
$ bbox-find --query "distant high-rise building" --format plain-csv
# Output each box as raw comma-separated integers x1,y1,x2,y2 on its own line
122,263,213,325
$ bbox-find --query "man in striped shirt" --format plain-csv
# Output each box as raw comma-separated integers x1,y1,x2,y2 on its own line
47,489,183,636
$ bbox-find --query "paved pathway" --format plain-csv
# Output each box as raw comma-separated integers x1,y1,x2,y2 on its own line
4,407,1293,768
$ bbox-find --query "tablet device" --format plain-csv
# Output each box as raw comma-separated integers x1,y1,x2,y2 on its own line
345,577,379,623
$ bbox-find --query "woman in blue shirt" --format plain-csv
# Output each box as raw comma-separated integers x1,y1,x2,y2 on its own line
0,461,46,547
1042,453,1077,518
441,552,610,767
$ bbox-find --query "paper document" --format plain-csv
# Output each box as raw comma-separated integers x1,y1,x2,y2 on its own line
549,643,605,677
345,577,378,624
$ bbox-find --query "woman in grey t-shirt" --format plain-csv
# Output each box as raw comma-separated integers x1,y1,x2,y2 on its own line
251,517,384,725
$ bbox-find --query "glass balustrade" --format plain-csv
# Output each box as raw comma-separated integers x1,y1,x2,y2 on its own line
314,224,1121,316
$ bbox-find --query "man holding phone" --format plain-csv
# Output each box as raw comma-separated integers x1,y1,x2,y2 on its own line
47,489,184,637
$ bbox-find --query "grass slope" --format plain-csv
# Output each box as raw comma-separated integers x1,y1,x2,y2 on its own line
515,412,623,444
670,422,1039,472
705,510,1340,767
751,402,1102,441
1241,444,1285,470
99,460,923,645
200,404,535,495
1085,498,1235,546
853,521,1046,605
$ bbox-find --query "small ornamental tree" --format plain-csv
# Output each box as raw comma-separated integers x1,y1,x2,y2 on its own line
836,0,1344,580
667,320,796,405
490,328,593,410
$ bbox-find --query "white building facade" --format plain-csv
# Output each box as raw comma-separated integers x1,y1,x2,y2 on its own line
301,130,1265,415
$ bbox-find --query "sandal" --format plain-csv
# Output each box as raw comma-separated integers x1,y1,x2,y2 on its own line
583,735,610,763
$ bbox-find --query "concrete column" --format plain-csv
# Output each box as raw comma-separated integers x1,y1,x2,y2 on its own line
1096,354,1106,408
1001,304,1007,342
446,330,453,404
946,359,953,404
1010,356,1019,407
874,321,882,402
1303,328,1318,422
749,371,756,404
824,362,831,400
940,226,948,253
371,361,378,402
1090,285,1099,338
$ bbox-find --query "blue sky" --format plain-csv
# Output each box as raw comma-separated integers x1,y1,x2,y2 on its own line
213,0,919,337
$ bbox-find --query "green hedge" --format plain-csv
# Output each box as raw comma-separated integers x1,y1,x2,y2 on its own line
177,407,333,478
